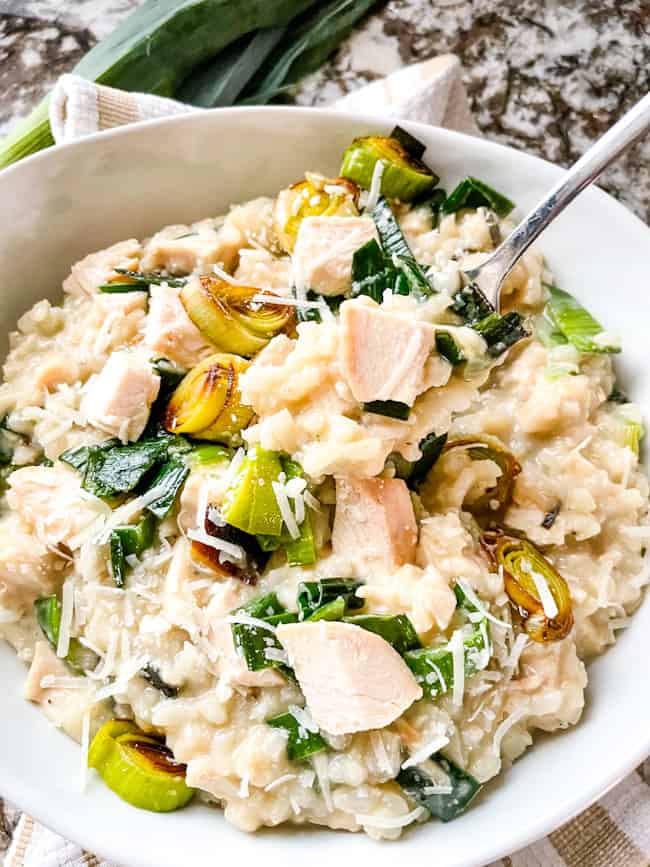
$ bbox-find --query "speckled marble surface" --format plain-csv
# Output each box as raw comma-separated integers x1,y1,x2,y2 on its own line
2,0,650,220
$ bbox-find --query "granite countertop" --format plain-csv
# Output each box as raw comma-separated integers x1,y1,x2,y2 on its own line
0,0,650,856
2,0,650,221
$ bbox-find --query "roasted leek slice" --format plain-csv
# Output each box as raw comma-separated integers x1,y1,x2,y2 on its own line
274,172,359,252
88,720,195,812
482,530,573,642
164,353,253,444
443,436,521,518
180,275,295,357
340,135,438,202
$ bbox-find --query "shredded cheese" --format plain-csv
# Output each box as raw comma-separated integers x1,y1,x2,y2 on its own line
493,708,526,755
449,629,465,707
422,784,454,796
227,613,277,633
56,579,74,658
289,704,319,734
456,578,512,629
527,565,559,619
401,734,450,769
251,293,326,310
355,806,426,830
187,528,246,563
505,632,529,671
311,752,333,812
271,480,300,539
212,264,251,286
264,774,297,792
366,159,385,212
303,490,321,512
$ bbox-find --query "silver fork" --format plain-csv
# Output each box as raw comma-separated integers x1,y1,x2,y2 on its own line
463,92,650,310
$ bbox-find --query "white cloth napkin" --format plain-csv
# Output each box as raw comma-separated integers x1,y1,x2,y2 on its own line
6,54,649,867
48,54,479,143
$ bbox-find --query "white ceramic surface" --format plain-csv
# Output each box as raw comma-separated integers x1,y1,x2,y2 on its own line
1,108,649,867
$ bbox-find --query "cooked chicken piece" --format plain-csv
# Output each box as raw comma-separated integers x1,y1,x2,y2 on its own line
143,283,214,369
210,619,285,689
331,476,418,571
63,239,141,296
0,514,65,615
8,464,109,551
292,216,378,296
340,298,435,406
24,641,93,741
33,353,81,393
81,350,160,442
140,220,243,275
276,621,422,735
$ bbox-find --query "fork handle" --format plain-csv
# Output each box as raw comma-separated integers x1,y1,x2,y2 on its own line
470,91,650,308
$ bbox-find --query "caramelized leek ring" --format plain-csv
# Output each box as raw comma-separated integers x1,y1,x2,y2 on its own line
274,172,359,252
482,530,573,642
164,353,253,444
340,136,438,202
181,275,295,357
444,436,521,519
88,720,195,812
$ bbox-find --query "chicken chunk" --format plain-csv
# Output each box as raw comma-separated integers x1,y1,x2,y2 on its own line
0,514,64,615
63,239,141,296
81,350,160,442
292,216,378,296
143,283,214,369
276,621,422,735
140,221,243,275
340,298,436,406
24,641,93,741
210,619,285,689
332,476,418,571
8,464,109,551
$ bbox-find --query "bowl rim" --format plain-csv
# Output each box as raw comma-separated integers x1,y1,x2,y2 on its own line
1,103,649,867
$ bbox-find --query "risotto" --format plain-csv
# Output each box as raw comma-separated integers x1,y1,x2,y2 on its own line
0,127,648,839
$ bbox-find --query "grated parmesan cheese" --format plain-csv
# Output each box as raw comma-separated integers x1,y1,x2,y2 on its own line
227,613,277,633
355,806,426,830
264,774,297,792
212,264,251,286
271,480,300,539
289,704,319,734
456,578,512,629
187,528,246,563
56,579,74,658
493,708,527,755
523,561,559,619
401,734,450,769
365,159,385,212
449,629,465,707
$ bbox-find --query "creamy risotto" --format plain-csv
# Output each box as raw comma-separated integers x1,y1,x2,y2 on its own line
0,128,647,839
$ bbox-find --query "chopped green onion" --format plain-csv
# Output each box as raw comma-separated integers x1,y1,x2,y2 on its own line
345,614,421,655
114,269,188,288
145,459,190,520
83,440,169,498
351,239,391,303
397,754,482,822
140,663,179,698
109,512,157,588
371,198,433,298
473,311,529,357
267,711,327,761
33,596,99,674
59,438,119,474
404,621,490,699
451,283,494,325
406,432,448,490
296,578,364,621
98,283,148,294
435,331,465,365
230,592,290,672
306,596,346,621
442,176,515,218
88,719,194,813
362,400,411,421
545,284,620,353
426,188,448,228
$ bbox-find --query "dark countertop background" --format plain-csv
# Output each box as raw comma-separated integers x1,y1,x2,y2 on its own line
2,0,650,221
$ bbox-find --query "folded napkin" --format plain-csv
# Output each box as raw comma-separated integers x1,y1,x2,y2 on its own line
5,54,650,867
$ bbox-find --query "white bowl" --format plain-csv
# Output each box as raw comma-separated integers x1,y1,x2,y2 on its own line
1,107,649,867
